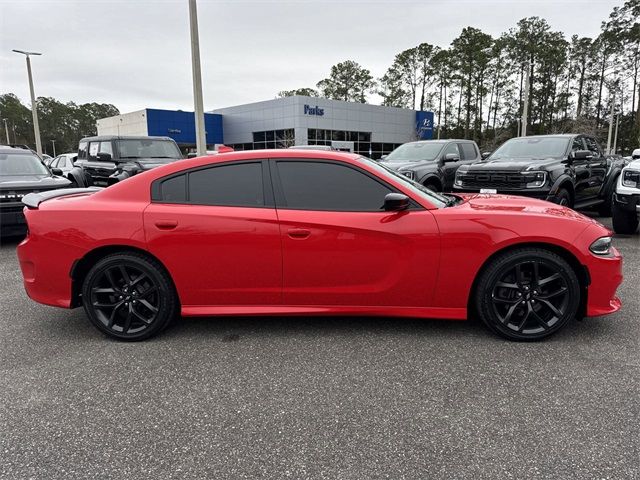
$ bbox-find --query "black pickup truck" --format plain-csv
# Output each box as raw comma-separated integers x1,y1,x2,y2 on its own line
67,135,183,187
453,134,624,215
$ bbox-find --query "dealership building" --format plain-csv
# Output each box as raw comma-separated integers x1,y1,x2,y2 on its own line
97,96,434,159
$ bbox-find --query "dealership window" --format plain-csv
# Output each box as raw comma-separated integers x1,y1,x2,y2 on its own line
189,162,264,207
252,129,295,149
276,161,392,211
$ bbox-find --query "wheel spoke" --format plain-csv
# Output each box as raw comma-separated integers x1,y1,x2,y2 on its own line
119,265,132,284
130,273,147,287
131,306,151,324
538,273,561,287
515,264,523,285
138,298,158,313
104,269,120,291
107,301,125,328
92,287,116,294
516,306,531,332
138,287,158,299
493,295,520,305
538,299,563,319
93,300,119,308
122,305,133,333
496,281,519,290
532,262,540,287
530,308,549,330
537,286,567,300
499,302,521,325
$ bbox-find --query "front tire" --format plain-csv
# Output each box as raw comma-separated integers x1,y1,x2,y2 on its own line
553,188,572,208
81,252,178,341
475,248,581,341
612,202,639,234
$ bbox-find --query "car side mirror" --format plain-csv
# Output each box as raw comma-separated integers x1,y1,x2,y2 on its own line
570,150,593,160
443,153,460,163
379,155,388,161
96,152,112,161
481,151,492,160
51,168,63,176
383,193,410,211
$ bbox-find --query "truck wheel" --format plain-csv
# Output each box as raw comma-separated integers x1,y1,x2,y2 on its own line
612,202,639,234
553,188,572,208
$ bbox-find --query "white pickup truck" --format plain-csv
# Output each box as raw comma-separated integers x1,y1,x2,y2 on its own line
612,148,640,234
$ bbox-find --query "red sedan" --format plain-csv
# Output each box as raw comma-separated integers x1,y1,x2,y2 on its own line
17,150,622,341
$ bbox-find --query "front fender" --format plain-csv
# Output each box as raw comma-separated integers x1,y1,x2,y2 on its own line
68,166,87,187
548,174,575,198
108,170,133,186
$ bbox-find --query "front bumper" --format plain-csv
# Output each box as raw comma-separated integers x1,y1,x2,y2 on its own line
613,192,640,213
585,247,623,317
453,186,553,201
0,203,27,236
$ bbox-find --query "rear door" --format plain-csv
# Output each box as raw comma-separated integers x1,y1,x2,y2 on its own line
144,160,282,307
271,159,440,307
570,136,591,202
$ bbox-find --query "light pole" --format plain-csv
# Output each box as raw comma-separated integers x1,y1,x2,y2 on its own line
613,113,620,155
521,59,533,137
51,139,56,156
12,50,43,156
606,86,616,155
2,118,9,144
188,0,207,156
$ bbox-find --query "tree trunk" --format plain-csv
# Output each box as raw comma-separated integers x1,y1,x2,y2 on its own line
596,56,606,126
576,61,586,118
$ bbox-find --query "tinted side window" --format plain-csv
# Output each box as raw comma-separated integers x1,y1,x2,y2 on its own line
161,174,187,202
571,137,585,152
442,143,460,158
189,162,264,207
459,143,477,160
276,161,392,211
78,141,88,159
584,137,601,156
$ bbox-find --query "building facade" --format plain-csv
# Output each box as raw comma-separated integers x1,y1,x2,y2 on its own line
97,97,434,159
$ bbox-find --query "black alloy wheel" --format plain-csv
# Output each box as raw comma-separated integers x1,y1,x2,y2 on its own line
82,253,178,340
476,248,580,341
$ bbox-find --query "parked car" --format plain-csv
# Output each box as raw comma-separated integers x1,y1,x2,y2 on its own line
0,146,71,236
48,152,77,176
18,149,622,342
67,135,183,187
611,148,640,234
379,139,482,192
453,134,625,215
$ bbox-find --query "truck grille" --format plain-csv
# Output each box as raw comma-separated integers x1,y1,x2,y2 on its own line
0,190,41,204
459,172,526,190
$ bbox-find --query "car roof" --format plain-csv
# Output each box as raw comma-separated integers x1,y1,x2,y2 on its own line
406,139,473,144
79,135,176,142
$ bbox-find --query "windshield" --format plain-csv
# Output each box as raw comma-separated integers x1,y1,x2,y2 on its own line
358,156,448,208
116,139,182,160
490,137,570,160
0,152,50,176
385,142,444,163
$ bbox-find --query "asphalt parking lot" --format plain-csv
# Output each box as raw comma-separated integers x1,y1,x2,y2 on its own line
1,217,638,480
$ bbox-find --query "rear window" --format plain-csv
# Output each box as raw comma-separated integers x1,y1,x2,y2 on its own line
460,143,477,160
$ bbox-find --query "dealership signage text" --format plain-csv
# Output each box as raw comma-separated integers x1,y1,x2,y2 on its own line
304,105,324,116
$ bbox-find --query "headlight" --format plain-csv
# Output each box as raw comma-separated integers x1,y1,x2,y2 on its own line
589,236,612,256
524,171,546,188
621,170,639,188
454,171,463,186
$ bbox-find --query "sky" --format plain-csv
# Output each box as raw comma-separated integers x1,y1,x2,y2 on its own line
0,0,619,114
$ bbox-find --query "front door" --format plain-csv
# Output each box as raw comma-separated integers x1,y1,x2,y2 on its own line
271,159,440,307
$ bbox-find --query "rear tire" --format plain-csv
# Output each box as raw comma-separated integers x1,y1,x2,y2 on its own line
81,252,178,341
612,202,639,234
475,248,581,341
423,181,441,192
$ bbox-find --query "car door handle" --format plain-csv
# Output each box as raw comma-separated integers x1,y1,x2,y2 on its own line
288,228,311,239
154,220,178,230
